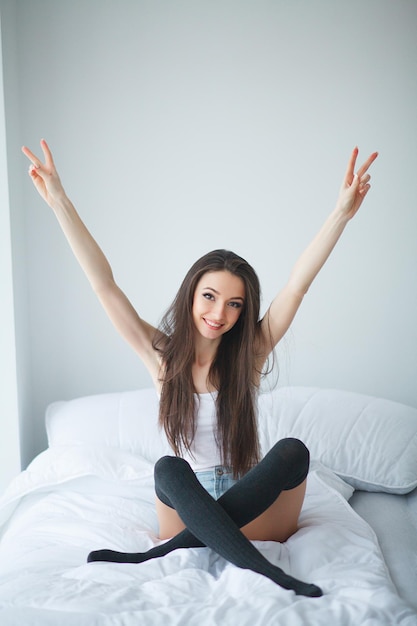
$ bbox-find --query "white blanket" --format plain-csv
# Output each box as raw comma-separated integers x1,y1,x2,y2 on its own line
0,444,416,626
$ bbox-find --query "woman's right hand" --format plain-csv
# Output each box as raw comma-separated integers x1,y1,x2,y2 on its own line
21,139,66,209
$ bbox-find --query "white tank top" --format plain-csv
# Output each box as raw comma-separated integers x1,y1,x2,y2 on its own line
181,392,223,471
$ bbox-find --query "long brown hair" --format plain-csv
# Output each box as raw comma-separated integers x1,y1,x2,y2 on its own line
153,249,265,477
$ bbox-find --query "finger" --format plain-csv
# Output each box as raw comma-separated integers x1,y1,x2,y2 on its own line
28,165,40,178
350,173,360,192
357,151,378,178
40,138,55,169
358,173,371,187
28,161,44,179
359,184,371,197
21,145,43,168
343,147,359,186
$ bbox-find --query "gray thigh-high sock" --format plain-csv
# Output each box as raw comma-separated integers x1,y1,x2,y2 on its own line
88,438,322,597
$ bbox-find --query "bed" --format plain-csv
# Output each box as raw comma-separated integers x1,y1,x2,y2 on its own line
0,386,416,625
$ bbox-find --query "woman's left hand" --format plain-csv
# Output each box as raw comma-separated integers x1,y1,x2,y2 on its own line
336,147,378,220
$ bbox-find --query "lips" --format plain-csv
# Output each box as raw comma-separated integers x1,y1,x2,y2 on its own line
203,318,224,330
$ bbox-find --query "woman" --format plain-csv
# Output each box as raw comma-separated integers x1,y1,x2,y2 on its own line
22,140,377,597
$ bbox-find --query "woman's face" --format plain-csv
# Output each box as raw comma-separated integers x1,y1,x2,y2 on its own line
192,270,245,341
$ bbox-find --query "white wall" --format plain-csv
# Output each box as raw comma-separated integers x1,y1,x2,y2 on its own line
0,1,22,492
2,0,417,471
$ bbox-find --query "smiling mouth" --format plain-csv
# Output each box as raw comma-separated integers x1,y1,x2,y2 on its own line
203,318,224,330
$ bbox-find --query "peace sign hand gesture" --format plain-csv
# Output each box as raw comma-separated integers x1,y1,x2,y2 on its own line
21,139,66,209
336,147,378,221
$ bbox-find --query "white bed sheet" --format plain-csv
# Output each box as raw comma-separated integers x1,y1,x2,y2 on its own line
0,444,416,626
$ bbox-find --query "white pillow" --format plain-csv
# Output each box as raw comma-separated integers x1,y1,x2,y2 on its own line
46,388,171,463
258,387,417,494
46,386,417,494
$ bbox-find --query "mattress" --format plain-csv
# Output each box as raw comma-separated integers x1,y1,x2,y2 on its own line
350,488,417,611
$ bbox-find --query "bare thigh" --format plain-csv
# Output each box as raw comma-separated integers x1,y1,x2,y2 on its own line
155,479,307,543
156,497,187,540
241,480,307,542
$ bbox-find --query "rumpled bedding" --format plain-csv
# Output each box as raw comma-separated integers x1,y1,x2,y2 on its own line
0,444,416,626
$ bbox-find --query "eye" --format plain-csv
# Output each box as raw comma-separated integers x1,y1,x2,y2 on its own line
228,301,243,309
203,292,215,301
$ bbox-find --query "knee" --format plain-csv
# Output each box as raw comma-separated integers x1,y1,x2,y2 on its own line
154,456,192,507
154,455,175,476
154,455,191,484
274,438,310,489
279,437,309,462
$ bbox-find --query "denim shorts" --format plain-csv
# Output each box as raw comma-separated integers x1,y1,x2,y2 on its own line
195,466,238,500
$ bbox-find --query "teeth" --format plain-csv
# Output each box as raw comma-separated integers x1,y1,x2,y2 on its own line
205,319,222,329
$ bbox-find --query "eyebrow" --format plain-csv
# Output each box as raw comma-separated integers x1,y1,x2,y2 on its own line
203,287,245,301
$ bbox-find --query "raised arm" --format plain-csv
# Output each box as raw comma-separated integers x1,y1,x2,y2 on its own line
21,140,160,376
259,147,378,353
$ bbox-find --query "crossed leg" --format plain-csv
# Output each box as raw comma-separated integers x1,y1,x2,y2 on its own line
88,438,322,597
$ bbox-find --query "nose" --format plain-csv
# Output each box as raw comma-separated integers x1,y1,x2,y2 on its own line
212,301,226,320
